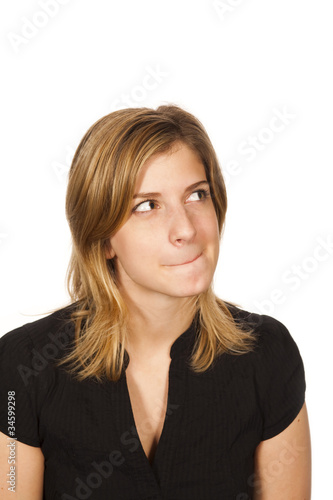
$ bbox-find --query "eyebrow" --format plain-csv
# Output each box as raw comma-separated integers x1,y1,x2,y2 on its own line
133,180,210,199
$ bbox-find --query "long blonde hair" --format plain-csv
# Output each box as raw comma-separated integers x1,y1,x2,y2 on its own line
57,104,257,382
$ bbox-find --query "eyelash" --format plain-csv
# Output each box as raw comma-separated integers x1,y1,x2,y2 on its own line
132,188,210,213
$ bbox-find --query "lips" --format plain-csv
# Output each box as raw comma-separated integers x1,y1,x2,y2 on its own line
165,252,202,267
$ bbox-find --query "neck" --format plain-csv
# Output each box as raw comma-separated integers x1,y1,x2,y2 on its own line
121,289,198,361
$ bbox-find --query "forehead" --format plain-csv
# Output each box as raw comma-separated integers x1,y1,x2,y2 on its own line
135,143,206,191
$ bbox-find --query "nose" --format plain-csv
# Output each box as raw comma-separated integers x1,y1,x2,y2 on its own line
168,206,197,246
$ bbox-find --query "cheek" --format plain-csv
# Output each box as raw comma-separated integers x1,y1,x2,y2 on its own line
197,211,220,242
110,226,159,266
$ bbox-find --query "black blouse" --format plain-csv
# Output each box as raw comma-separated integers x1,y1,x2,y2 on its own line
0,303,306,499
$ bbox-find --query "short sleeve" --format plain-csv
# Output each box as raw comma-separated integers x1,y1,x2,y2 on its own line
0,326,41,447
258,315,306,441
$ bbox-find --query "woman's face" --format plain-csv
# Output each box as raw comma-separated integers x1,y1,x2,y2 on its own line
106,142,220,302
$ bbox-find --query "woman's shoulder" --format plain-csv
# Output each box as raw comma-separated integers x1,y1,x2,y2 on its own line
223,303,306,439
0,302,80,402
225,302,305,390
0,303,78,447
225,301,300,353
0,302,78,366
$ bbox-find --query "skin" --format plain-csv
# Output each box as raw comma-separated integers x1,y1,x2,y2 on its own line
0,142,311,497
253,401,311,499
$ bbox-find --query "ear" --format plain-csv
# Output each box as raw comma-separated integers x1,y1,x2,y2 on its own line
104,239,116,259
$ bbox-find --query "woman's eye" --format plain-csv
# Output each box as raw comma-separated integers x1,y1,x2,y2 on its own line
133,200,156,213
187,189,209,202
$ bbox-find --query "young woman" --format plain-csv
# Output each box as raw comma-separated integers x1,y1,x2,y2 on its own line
0,105,311,499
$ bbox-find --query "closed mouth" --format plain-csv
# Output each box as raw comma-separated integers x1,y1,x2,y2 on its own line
166,252,202,267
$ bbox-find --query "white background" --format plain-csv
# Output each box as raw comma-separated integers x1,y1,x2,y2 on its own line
0,0,332,496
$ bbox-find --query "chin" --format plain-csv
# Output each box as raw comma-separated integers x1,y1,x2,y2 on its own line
170,279,212,298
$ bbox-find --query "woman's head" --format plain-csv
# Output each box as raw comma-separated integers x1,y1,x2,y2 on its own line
61,104,256,382
66,104,228,300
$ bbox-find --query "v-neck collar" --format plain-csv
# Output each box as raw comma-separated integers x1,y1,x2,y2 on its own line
169,316,198,359
116,315,198,496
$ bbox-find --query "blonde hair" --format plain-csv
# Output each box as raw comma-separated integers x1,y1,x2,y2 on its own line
57,104,257,382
